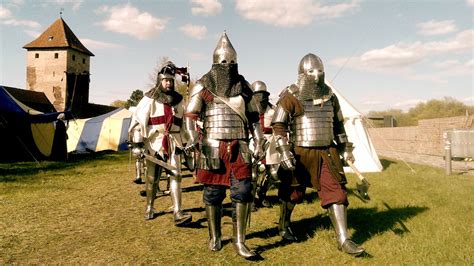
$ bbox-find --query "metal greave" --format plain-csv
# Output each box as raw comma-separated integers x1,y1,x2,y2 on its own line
144,164,159,220
205,205,222,251
327,204,350,246
169,175,182,214
232,202,256,258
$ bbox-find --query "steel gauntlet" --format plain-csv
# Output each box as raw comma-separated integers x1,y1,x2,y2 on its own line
275,136,296,171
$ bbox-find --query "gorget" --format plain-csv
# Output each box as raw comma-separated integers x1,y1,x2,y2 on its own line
200,64,243,97
145,86,183,106
297,75,331,101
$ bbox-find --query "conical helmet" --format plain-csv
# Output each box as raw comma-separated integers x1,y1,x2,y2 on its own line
298,53,324,76
213,31,237,64
251,81,268,94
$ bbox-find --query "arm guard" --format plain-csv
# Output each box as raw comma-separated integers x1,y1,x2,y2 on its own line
271,105,290,126
275,136,295,171
251,122,266,160
184,83,204,150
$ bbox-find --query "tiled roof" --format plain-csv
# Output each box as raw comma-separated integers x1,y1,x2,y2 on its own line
23,18,94,56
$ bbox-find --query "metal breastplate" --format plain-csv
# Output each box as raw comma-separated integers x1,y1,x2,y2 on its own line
203,99,248,140
291,98,334,147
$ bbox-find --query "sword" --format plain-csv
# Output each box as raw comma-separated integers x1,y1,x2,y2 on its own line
347,161,371,200
144,154,179,175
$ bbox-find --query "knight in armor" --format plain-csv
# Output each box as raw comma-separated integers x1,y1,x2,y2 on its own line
250,81,278,209
271,53,365,256
184,32,265,259
128,62,192,226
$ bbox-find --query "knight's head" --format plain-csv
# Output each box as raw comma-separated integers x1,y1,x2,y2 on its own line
213,31,237,65
298,53,325,85
251,80,270,110
157,61,176,92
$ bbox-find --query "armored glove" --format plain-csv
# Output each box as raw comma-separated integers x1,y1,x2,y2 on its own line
343,142,355,164
275,136,296,171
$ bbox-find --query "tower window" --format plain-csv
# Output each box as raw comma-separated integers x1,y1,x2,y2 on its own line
82,58,86,64
35,53,39,58
72,55,76,61
48,36,53,41
54,53,58,59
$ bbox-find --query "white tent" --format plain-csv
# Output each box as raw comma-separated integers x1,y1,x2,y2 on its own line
327,82,383,172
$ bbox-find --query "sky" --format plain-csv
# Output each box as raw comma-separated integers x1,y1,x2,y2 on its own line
0,0,473,114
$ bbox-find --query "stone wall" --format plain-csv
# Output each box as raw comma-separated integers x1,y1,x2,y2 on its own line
368,115,473,157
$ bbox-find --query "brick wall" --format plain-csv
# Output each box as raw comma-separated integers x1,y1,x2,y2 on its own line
368,115,473,156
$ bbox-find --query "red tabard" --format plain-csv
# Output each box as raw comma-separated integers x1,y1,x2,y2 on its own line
195,140,252,186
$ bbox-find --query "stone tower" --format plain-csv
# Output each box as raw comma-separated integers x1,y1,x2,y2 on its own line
23,17,94,112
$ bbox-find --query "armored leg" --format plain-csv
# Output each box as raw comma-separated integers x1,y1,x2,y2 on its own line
327,204,364,256
205,205,222,251
279,200,297,241
133,158,144,184
169,175,192,226
256,174,272,208
144,163,160,220
232,202,257,259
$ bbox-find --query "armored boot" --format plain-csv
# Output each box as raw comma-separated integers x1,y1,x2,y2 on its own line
279,200,297,241
232,202,257,259
144,166,159,220
169,176,192,226
205,205,222,251
328,204,365,256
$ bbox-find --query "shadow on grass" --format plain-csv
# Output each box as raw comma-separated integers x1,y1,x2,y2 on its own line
0,151,124,183
249,202,428,253
380,158,396,170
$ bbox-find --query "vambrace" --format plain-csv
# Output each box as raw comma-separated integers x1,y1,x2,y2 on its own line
271,105,290,126
251,122,266,160
184,116,199,150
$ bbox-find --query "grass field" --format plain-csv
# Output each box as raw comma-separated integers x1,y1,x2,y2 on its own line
1,152,473,264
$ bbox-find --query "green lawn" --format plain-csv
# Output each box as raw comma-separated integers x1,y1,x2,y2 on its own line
1,152,473,264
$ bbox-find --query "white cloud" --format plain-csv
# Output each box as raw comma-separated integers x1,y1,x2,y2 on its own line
81,38,124,49
394,99,425,108
235,0,360,27
0,5,40,28
417,20,457,36
332,29,474,69
54,0,84,11
180,24,207,39
190,0,222,16
24,29,41,38
2,18,41,28
432,59,473,76
0,6,12,19
96,4,167,40
189,52,207,61
362,100,383,105
467,0,474,6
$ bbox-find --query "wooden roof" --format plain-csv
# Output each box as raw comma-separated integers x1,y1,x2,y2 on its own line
23,18,94,56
